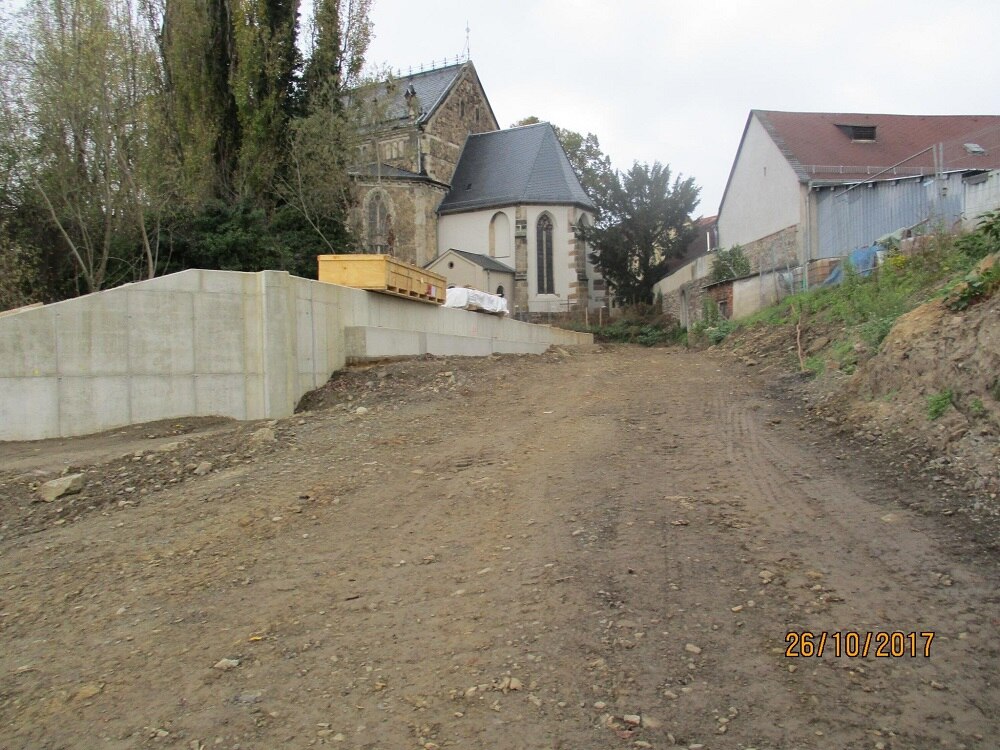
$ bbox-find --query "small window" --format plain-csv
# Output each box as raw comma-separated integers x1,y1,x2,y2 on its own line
496,284,505,298
965,143,987,155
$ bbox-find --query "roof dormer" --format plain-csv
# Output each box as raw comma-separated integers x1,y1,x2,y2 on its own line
836,123,877,142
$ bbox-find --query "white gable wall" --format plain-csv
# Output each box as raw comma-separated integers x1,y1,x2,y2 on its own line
437,209,516,263
438,205,589,314
425,251,514,296
718,115,802,249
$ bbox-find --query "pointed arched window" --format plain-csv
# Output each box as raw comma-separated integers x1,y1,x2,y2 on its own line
536,214,554,294
367,191,393,253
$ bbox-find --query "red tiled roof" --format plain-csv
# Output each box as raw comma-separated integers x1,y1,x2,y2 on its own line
755,110,1000,184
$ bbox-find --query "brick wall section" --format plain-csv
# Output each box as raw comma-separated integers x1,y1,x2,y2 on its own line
706,282,735,319
791,257,841,290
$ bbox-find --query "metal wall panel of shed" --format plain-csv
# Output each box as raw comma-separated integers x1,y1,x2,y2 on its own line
963,170,1000,229
815,175,963,257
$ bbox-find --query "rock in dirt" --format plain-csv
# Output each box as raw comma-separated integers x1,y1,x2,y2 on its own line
36,473,85,502
213,658,240,671
74,683,104,701
249,427,277,446
192,461,213,476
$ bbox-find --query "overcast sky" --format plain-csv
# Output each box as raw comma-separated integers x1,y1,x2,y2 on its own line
363,0,1000,217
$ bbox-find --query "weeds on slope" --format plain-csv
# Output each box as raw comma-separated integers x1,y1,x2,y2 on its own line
568,303,687,347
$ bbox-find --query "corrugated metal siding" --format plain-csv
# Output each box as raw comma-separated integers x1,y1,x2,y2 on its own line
964,170,1000,229
815,175,963,257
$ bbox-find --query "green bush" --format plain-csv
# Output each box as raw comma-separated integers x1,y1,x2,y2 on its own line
710,245,751,282
580,305,685,347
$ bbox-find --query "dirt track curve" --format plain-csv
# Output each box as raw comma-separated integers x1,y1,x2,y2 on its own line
1,346,997,750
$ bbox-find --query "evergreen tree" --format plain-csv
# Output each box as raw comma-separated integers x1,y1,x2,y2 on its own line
579,162,700,306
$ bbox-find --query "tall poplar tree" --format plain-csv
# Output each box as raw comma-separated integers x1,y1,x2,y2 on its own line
230,0,300,203
159,0,240,201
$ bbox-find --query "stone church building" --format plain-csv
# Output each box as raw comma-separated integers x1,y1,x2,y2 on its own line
349,61,604,315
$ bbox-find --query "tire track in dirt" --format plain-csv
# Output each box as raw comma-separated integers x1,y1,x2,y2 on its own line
708,364,998,748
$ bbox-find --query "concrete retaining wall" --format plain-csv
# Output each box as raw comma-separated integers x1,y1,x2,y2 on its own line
0,269,590,441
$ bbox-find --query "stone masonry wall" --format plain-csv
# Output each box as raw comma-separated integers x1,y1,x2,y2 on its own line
351,180,447,267
423,71,499,184
740,224,799,273
662,278,709,330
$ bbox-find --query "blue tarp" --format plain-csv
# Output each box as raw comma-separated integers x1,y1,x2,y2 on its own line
821,244,880,287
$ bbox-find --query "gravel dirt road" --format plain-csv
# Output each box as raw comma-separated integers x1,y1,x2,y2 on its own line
1,346,997,750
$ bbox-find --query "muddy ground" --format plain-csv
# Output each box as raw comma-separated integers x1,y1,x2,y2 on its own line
1,346,998,750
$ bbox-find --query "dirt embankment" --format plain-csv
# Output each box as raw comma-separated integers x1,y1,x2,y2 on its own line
726,271,999,508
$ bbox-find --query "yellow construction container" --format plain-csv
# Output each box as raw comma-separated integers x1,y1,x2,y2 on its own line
317,254,446,305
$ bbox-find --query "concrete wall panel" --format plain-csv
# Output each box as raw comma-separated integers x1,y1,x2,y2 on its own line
491,340,549,354
199,270,257,295
425,333,492,357
193,293,246,374
55,295,129,376
139,270,202,292
127,290,196,375
58,376,130,436
129,375,196,423
0,307,57,377
0,377,59,440
195,374,249,420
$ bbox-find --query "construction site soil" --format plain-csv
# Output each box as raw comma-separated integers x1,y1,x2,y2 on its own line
1,345,998,750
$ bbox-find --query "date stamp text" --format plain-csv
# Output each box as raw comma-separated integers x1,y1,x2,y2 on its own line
784,631,934,658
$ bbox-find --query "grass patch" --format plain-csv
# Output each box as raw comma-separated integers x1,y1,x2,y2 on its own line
926,389,954,420
803,355,825,375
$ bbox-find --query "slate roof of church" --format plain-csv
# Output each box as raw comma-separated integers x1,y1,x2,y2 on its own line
438,123,596,215
344,60,496,129
439,249,515,273
351,162,448,186
388,62,465,123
